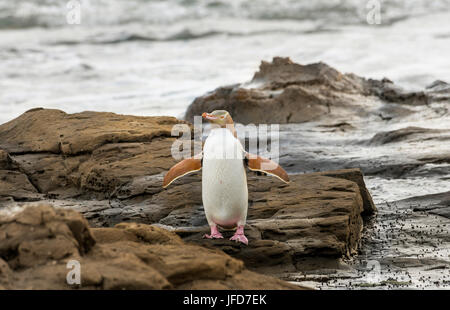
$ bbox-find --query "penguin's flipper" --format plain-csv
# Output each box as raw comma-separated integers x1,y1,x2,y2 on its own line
245,152,289,184
163,157,202,188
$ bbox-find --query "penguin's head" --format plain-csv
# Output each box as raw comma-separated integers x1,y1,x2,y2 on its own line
202,110,233,126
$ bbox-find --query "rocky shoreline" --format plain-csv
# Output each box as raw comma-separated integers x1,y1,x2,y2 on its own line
0,107,374,288
0,204,301,289
1,57,449,289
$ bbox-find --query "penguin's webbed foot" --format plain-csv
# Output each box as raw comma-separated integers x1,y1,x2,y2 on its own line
203,233,224,239
203,226,224,239
230,225,248,245
230,233,248,245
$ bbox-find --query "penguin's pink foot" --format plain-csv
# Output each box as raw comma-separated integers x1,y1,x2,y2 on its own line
230,225,248,245
203,226,224,239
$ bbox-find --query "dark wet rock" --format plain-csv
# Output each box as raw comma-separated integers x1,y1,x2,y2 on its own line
368,78,428,106
185,57,437,124
317,122,356,132
408,191,450,219
274,121,449,181
376,104,415,121
283,191,450,289
417,154,450,164
426,80,450,102
368,126,449,145
0,205,303,290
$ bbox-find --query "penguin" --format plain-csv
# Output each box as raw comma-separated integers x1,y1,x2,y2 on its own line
163,110,289,245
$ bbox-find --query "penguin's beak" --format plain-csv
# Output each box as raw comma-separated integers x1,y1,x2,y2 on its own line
202,112,218,121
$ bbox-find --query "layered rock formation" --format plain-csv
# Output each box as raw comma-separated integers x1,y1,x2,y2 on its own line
0,204,301,289
0,108,186,199
185,57,431,124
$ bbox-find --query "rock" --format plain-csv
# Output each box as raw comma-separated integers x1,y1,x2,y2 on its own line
93,169,370,275
60,168,371,276
184,57,434,124
251,58,366,93
0,108,376,280
0,55,446,290
0,109,187,199
0,205,303,290
417,154,450,165
0,149,43,200
368,78,428,106
333,191,450,289
317,122,356,132
0,170,41,200
0,149,16,170
426,80,450,102
0,204,95,270
0,108,186,155
368,126,449,145
409,191,450,219
314,169,377,215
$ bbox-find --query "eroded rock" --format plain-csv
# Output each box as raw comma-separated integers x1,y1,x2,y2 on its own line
0,205,302,290
0,109,186,199
51,169,370,276
0,108,375,280
368,126,450,145
185,57,433,124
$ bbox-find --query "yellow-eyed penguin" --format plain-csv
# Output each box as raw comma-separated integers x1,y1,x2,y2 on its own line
163,110,289,245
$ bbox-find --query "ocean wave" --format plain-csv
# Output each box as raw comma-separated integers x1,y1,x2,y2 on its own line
2,0,450,30
49,26,340,45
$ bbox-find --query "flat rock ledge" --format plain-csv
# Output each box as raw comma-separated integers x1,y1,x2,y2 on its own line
0,204,302,290
0,108,376,281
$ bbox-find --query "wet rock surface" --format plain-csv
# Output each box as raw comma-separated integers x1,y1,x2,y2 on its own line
0,205,302,290
295,191,450,290
367,126,449,145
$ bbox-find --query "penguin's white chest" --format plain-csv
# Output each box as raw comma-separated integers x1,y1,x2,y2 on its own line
202,128,248,228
